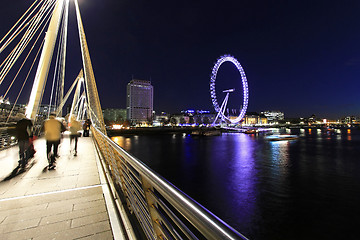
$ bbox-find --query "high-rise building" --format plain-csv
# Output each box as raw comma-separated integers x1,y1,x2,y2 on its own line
126,79,153,123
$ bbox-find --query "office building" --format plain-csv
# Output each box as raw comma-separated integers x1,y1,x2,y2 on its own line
126,79,153,123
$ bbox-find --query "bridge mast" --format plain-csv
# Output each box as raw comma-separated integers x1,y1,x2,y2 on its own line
74,0,106,133
25,0,66,120
69,71,84,121
58,0,70,117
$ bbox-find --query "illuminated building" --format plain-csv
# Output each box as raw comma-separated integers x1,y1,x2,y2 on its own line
261,110,284,123
0,101,26,123
126,79,153,123
243,112,268,125
103,108,126,123
38,105,56,116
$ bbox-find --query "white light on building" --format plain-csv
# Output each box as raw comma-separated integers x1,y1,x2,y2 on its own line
261,110,284,122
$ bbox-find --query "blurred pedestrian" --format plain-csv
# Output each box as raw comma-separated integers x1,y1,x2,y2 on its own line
69,115,82,156
15,113,33,169
82,119,91,137
42,112,65,169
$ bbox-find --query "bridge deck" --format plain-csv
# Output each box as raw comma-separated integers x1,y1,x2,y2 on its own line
0,134,121,239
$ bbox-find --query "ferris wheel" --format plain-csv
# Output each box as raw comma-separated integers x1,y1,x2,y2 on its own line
210,54,249,124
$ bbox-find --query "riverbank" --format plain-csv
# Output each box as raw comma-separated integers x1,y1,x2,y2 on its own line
107,126,191,136
106,126,220,136
106,124,360,137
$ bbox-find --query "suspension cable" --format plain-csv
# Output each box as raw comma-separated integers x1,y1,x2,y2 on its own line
0,0,41,53
48,30,62,118
0,0,49,68
0,0,55,85
0,5,54,101
0,0,49,69
5,38,45,123
3,15,52,99
57,0,69,115
48,2,68,117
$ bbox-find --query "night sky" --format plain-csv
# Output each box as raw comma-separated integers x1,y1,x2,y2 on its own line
1,0,360,119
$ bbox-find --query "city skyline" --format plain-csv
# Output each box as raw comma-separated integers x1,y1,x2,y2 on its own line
0,0,359,119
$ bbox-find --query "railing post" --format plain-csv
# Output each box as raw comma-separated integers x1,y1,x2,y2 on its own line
117,155,134,214
142,179,163,239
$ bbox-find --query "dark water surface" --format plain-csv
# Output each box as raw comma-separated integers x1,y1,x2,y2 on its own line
111,128,360,240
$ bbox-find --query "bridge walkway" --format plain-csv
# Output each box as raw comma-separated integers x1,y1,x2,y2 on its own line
0,134,124,240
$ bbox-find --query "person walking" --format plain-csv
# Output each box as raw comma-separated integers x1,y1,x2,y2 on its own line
82,118,91,137
15,113,33,169
43,112,65,169
69,115,82,156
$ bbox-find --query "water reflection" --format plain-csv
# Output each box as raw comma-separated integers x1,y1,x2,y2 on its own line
266,140,291,202
111,136,132,150
300,128,305,136
269,141,289,169
229,134,256,224
347,129,352,141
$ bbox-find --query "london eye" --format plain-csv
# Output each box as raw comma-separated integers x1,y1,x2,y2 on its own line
210,54,249,124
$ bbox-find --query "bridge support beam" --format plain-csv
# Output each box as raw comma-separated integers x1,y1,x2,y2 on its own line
74,0,106,133
26,0,66,120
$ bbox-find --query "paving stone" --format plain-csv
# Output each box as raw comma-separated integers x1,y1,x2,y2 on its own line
0,215,5,224
32,220,111,240
71,211,109,228
0,198,45,211
75,230,113,240
46,192,104,211
0,203,48,216
3,204,71,225
73,199,106,211
0,217,40,234
40,205,107,226
1,220,71,240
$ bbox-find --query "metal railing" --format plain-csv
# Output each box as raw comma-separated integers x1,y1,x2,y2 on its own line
91,126,248,240
0,127,17,150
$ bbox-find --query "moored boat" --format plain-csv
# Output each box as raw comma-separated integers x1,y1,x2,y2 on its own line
265,134,299,141
245,129,258,134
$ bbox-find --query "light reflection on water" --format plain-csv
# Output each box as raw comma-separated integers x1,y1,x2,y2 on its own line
111,128,360,240
227,133,257,229
269,140,290,168
113,136,132,149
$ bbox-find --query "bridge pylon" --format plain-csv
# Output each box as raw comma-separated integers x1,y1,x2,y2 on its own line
25,0,66,120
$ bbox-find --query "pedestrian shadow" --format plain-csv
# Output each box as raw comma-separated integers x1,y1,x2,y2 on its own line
42,165,56,172
1,166,22,182
0,159,37,182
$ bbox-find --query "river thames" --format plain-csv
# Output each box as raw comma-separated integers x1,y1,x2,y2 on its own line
111,128,360,240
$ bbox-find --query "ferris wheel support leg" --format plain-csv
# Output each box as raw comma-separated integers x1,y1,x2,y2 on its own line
212,93,230,125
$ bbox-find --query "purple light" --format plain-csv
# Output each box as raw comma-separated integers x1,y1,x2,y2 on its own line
209,54,249,124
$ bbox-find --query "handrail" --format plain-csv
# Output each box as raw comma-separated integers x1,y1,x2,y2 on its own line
0,126,17,150
91,126,248,240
